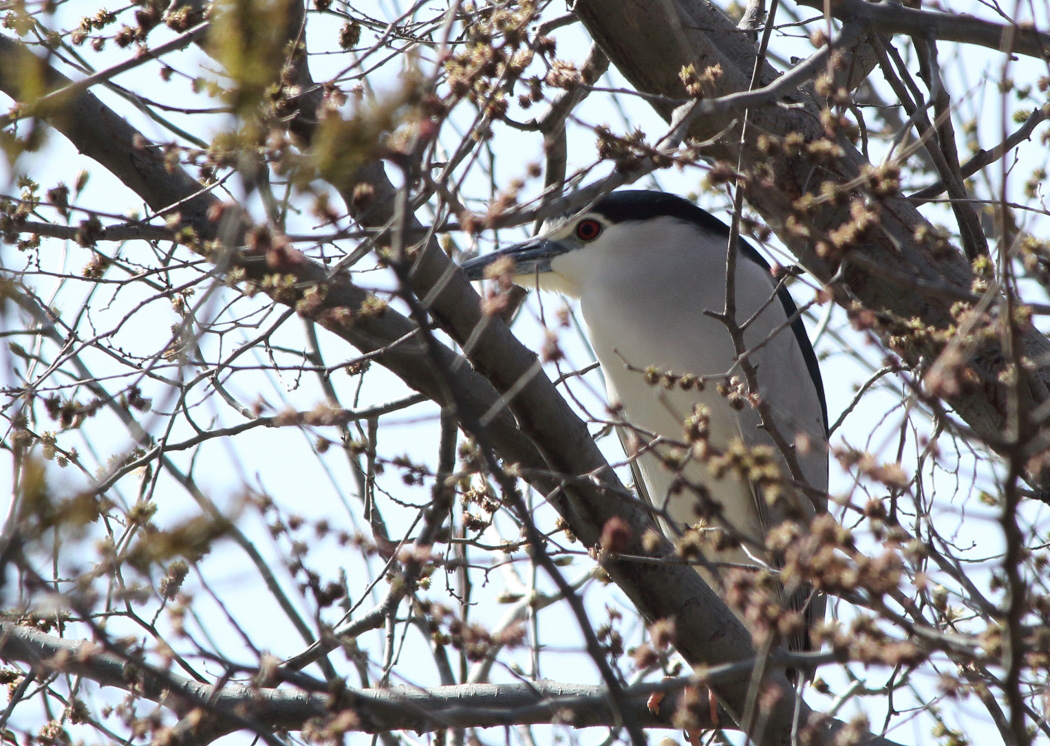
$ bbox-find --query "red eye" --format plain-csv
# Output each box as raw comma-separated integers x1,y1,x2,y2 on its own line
575,219,603,241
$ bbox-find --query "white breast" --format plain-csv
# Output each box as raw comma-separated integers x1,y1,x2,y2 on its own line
553,219,827,586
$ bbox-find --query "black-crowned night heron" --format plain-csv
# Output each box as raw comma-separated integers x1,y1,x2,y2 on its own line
461,190,828,664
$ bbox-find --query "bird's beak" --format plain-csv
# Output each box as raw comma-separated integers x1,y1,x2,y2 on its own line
460,237,569,281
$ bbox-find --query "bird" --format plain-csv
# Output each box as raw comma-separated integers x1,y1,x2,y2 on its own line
460,189,828,670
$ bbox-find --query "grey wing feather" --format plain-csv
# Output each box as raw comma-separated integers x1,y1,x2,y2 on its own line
616,424,656,513
734,400,827,662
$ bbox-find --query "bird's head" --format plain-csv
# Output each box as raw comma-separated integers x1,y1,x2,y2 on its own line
459,205,610,297
460,190,734,298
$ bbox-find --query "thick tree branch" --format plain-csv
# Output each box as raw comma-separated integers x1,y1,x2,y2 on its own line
795,0,1050,61
0,620,708,736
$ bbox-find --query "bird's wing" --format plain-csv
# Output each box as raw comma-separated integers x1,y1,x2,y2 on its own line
615,424,656,510
607,377,662,522
733,387,827,659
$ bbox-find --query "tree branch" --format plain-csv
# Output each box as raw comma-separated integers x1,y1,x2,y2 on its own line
0,621,694,735
795,0,1050,61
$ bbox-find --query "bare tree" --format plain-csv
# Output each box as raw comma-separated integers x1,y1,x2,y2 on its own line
2,1,1049,745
